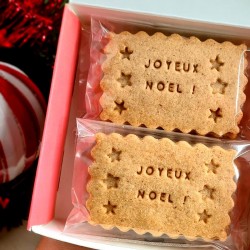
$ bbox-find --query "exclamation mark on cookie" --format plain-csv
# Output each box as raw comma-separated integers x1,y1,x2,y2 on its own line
192,85,196,94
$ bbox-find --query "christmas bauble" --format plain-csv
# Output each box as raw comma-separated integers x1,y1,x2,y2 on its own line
0,62,46,183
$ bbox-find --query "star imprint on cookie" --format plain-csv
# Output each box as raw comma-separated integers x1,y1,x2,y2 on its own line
108,148,122,162
211,78,228,94
120,46,133,60
103,173,120,189
198,210,212,223
103,201,117,214
210,55,224,71
205,159,220,174
114,100,127,114
199,185,215,200
117,72,132,87
209,108,222,123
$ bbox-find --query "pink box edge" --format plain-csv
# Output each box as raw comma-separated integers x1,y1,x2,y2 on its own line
27,5,81,230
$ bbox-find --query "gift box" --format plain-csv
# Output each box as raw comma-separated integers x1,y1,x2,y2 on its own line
28,1,250,249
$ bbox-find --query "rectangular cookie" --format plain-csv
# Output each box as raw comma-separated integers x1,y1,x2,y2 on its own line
99,32,247,138
87,133,236,240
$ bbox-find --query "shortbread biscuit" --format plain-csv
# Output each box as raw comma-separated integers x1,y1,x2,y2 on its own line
87,133,236,240
99,32,247,138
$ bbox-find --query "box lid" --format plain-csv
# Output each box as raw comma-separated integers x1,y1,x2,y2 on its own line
69,0,250,30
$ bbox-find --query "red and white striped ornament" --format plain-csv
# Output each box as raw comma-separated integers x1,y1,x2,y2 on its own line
0,62,46,183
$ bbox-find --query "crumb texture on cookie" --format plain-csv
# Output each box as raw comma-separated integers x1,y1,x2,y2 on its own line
100,32,247,138
86,133,236,240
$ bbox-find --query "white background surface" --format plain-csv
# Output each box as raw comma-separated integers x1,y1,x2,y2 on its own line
0,222,41,250
71,0,250,28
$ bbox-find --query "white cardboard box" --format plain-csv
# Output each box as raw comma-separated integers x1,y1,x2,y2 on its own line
28,1,250,249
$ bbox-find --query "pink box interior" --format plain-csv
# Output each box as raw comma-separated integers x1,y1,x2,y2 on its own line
28,6,81,229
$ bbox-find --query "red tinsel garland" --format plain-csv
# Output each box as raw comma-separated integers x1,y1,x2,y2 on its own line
0,0,66,64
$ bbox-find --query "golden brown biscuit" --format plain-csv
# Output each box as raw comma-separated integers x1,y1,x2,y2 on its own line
87,133,236,240
99,32,247,138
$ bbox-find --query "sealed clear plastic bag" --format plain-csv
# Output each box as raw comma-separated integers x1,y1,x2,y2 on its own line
65,118,250,250
84,18,250,139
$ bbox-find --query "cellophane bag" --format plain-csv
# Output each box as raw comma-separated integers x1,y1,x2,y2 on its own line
84,18,250,140
64,14,250,249
65,118,250,250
